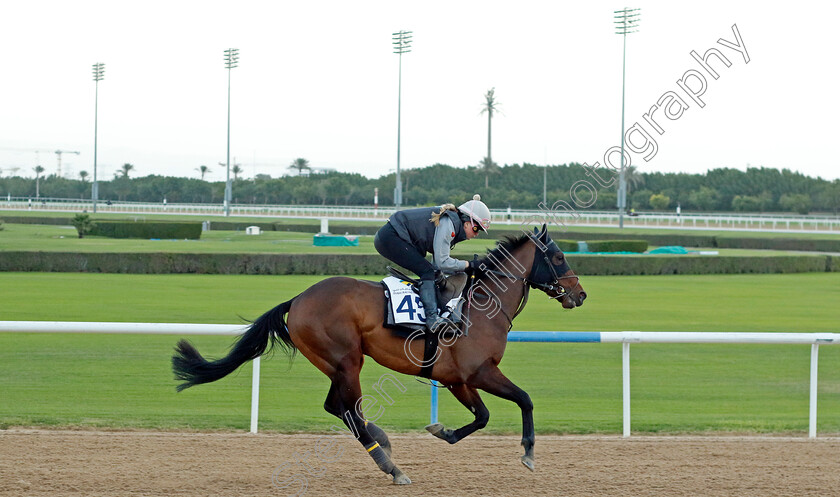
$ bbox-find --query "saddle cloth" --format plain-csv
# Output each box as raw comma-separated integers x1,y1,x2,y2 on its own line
381,275,466,328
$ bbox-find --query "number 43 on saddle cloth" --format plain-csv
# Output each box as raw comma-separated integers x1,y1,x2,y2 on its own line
380,276,465,328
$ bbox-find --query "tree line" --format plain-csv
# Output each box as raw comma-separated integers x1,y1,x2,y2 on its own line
1,163,838,214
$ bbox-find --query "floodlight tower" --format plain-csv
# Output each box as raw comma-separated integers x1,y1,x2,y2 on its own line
55,150,80,177
92,62,105,213
615,7,640,228
392,30,412,209
224,48,239,217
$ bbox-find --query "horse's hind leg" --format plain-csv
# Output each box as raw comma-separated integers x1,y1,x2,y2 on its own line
363,422,393,458
324,381,392,457
333,367,410,485
425,384,489,444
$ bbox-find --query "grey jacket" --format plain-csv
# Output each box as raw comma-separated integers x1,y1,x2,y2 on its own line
388,206,468,272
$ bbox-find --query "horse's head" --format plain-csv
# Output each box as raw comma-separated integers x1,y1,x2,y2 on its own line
527,225,586,309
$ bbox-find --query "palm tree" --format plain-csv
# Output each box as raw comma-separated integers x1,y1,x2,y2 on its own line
79,170,89,182
480,88,501,168
289,158,311,176
232,164,243,180
476,156,499,189
120,163,134,178
196,165,211,180
33,165,45,198
71,213,96,238
625,165,645,207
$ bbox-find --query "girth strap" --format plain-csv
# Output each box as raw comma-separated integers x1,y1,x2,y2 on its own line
419,331,440,379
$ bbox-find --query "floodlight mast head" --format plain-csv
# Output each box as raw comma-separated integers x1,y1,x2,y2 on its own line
392,30,412,54
614,7,641,35
224,48,239,69
92,62,105,82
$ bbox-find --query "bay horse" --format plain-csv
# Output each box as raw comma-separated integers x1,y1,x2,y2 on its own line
172,224,586,485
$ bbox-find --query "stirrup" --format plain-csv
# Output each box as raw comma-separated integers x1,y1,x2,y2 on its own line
425,314,445,333
427,316,460,337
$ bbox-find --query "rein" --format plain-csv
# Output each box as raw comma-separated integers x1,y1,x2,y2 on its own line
471,271,530,330
474,239,576,329
483,249,577,299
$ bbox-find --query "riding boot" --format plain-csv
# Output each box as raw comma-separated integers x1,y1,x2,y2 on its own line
419,279,445,333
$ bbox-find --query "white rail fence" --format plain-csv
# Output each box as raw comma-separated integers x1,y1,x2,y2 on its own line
1,321,838,437
3,197,840,232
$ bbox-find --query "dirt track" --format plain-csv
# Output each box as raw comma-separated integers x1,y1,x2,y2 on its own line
2,430,839,497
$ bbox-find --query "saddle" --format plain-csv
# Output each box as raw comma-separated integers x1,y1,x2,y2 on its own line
381,267,468,338
381,267,472,380
386,266,467,302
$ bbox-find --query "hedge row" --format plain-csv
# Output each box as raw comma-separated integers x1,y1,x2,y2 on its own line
0,252,388,275
2,252,837,275
0,215,74,226
276,224,840,252
586,240,649,253
568,255,838,275
207,221,293,231
89,221,203,239
714,236,840,252
553,239,649,253
569,231,840,252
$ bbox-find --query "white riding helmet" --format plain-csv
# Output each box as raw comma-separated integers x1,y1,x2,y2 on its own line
458,194,491,232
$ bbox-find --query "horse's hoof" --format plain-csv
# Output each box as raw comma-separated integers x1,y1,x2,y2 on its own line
425,423,457,443
521,455,535,472
425,423,445,437
392,469,412,485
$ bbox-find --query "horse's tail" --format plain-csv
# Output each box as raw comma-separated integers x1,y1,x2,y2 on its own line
172,297,298,392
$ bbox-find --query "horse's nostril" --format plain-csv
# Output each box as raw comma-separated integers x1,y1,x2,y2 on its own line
579,292,587,301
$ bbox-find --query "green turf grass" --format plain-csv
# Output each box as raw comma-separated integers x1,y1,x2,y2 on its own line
1,272,838,434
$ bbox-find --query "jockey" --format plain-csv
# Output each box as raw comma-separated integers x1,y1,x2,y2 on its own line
374,194,491,332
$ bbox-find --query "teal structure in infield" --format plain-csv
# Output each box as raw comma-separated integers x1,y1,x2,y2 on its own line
312,234,359,246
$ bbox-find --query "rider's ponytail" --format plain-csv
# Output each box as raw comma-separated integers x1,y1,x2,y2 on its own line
430,203,458,226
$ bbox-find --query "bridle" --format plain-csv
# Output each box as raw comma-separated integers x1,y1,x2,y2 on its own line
483,238,578,297
470,235,580,329
525,239,580,300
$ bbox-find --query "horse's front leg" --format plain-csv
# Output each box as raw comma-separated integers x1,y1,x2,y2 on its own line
473,365,535,471
425,383,489,444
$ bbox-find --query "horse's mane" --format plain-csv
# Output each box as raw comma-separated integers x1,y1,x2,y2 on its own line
475,233,532,271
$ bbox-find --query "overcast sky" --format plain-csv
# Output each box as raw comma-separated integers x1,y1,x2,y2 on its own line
1,1,838,183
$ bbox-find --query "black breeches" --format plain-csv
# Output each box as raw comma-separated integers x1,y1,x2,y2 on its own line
373,223,436,281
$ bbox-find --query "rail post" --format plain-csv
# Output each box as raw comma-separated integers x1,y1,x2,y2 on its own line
622,341,631,437
250,356,261,434
809,344,819,438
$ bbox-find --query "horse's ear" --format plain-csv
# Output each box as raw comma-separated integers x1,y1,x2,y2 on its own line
539,223,548,241
533,226,539,235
